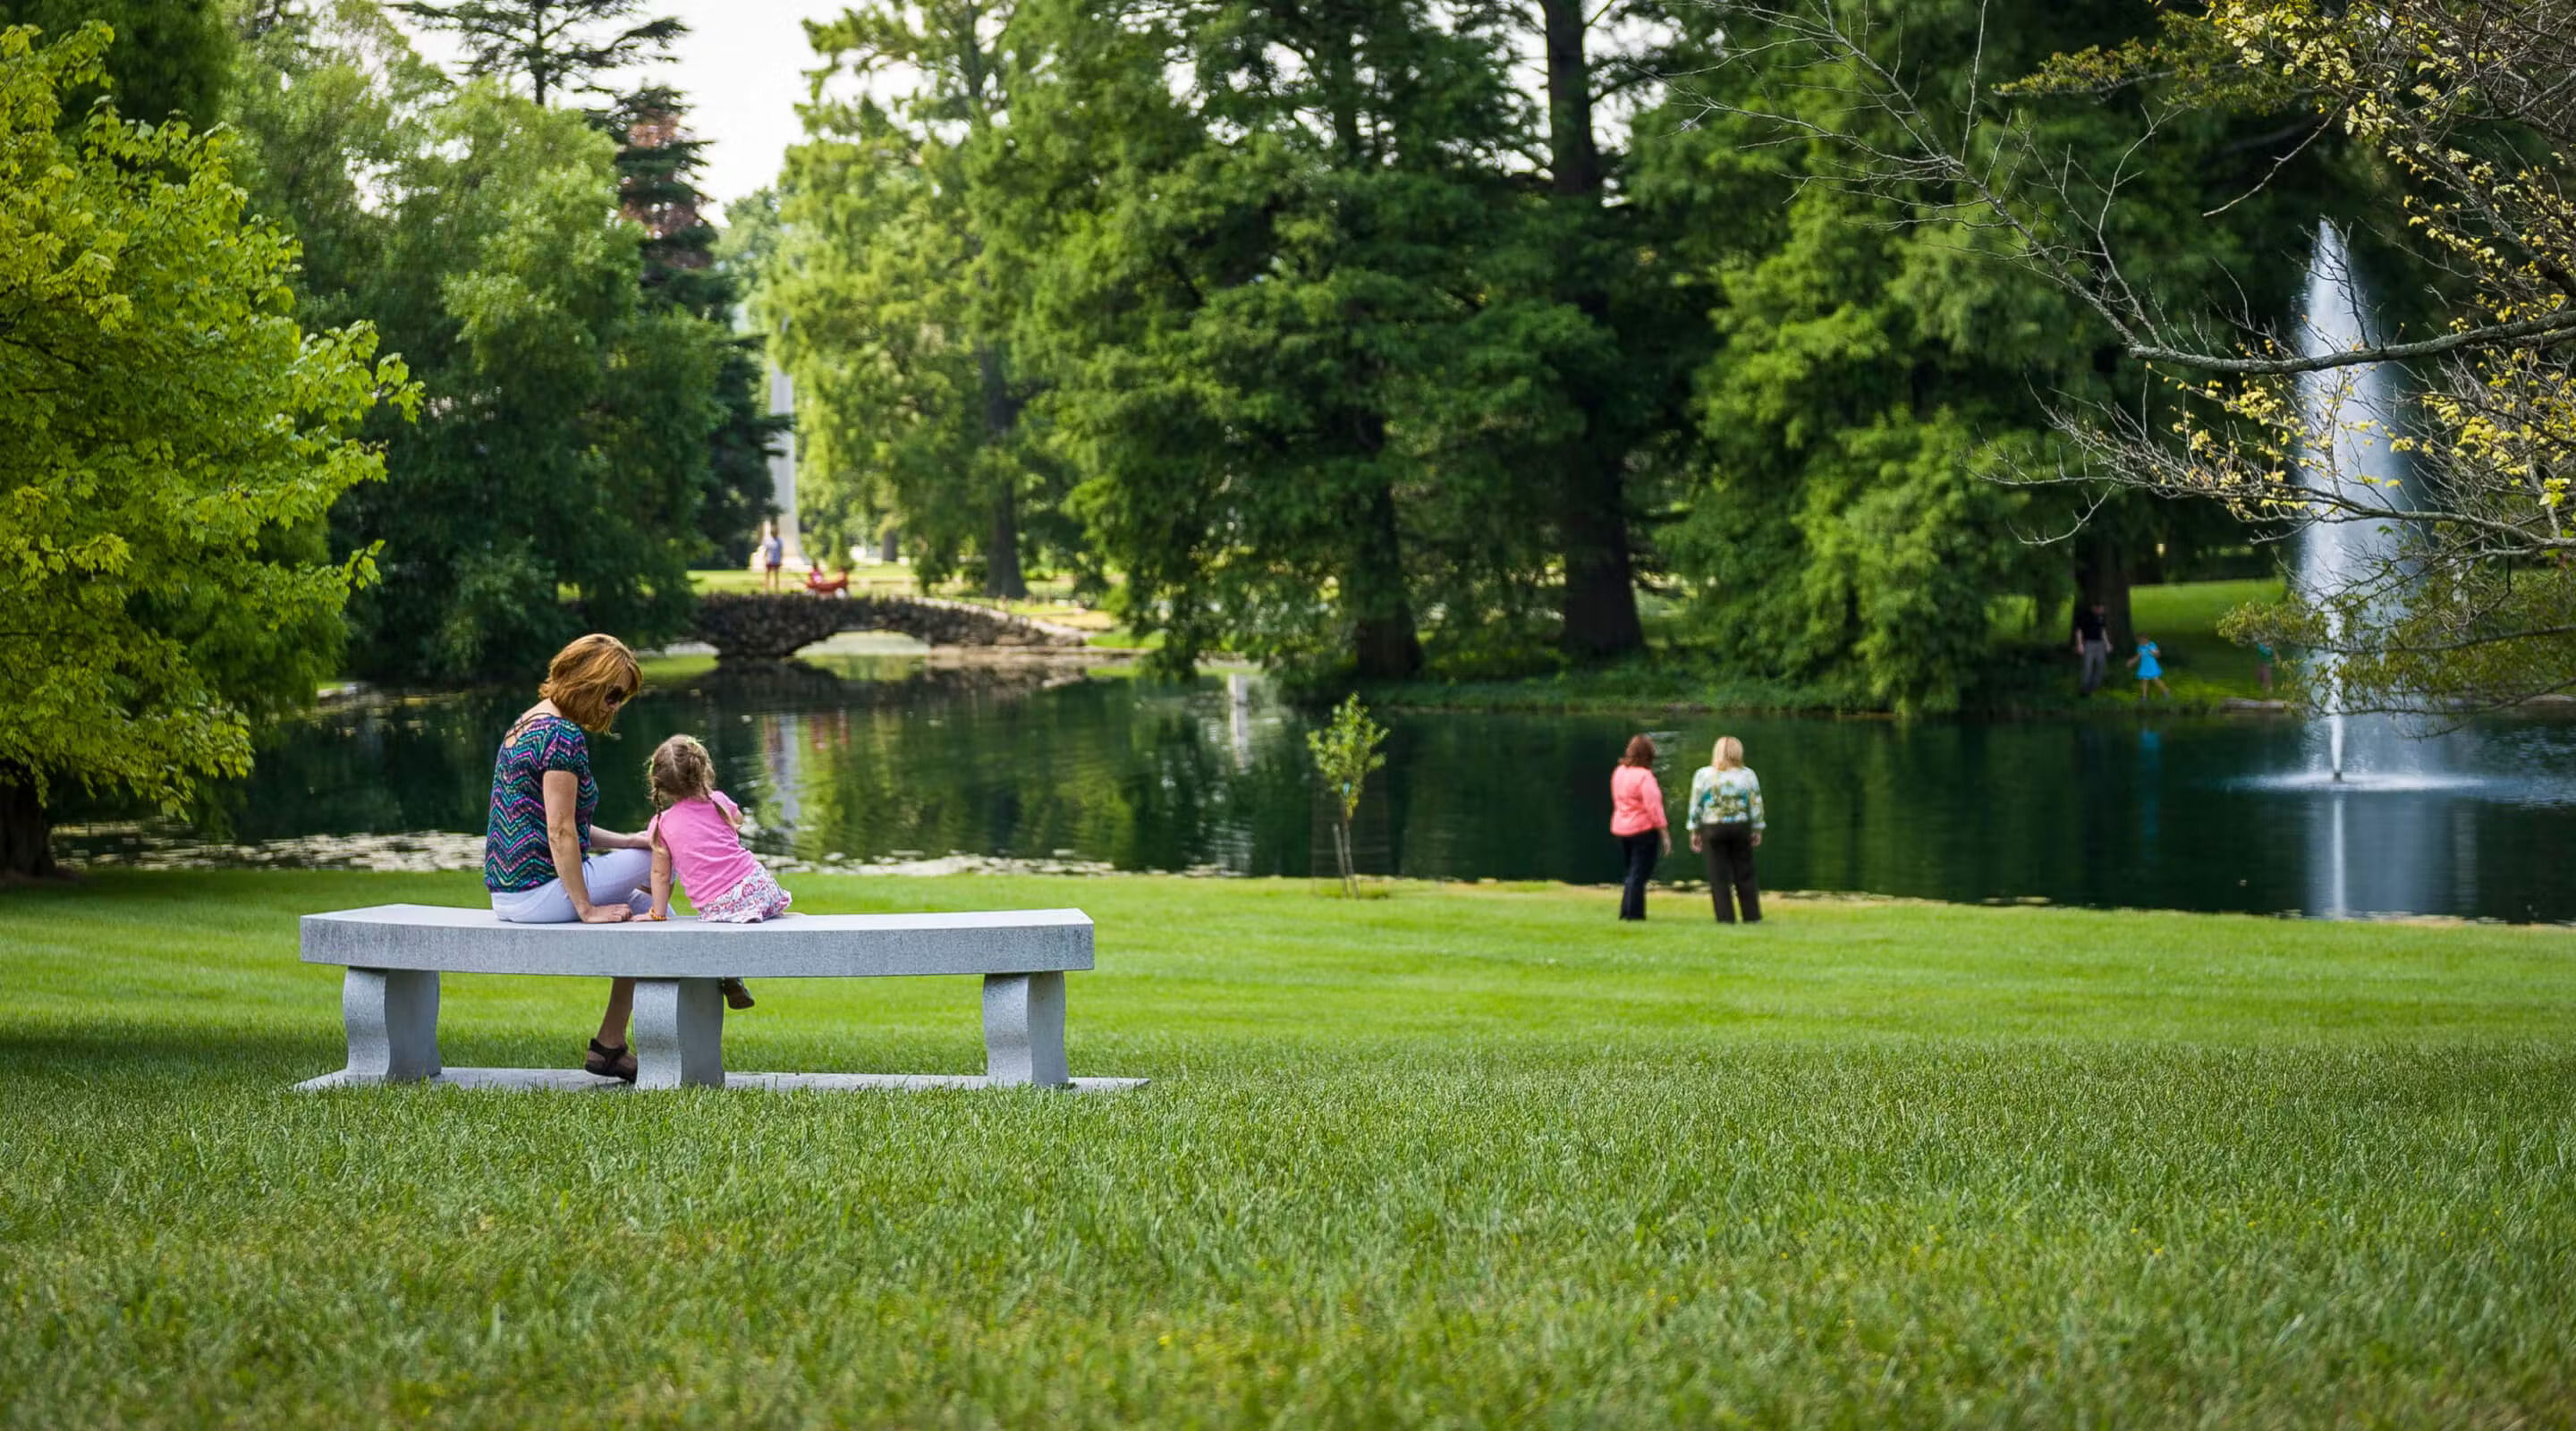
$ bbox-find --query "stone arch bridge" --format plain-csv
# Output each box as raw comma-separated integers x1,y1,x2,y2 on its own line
690,592,1092,662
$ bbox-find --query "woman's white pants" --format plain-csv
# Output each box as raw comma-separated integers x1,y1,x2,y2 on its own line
488,847,655,924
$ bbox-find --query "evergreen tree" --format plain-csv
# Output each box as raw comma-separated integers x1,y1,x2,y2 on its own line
1511,0,1705,663
601,83,784,565
391,0,676,106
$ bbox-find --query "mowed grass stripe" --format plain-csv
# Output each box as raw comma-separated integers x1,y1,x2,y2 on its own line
3,871,2572,1427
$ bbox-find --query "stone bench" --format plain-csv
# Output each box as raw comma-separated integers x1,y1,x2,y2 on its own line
295,903,1124,1092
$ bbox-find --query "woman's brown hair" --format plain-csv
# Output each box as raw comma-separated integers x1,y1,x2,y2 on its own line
646,735,716,809
1621,734,1657,767
539,634,640,732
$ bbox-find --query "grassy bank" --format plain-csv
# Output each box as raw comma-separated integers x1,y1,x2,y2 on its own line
1369,580,2292,716
4,871,2572,1426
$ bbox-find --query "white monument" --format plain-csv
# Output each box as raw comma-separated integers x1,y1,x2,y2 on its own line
756,361,806,572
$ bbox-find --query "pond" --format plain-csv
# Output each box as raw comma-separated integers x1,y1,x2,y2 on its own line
56,651,2576,922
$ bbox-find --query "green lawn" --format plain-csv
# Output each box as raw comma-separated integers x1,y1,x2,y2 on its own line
2127,577,2286,702
4,871,2571,1426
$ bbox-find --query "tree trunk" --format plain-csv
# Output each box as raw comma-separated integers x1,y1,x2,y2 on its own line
2075,536,2135,654
1540,0,1600,199
976,343,1029,599
986,481,1025,599
1540,0,1645,662
1560,451,1645,660
0,766,60,880
1350,474,1424,681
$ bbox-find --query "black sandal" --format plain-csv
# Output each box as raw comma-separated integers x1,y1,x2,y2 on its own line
718,978,755,1011
585,1037,638,1082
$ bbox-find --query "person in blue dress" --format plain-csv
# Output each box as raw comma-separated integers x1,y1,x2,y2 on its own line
2127,636,2171,701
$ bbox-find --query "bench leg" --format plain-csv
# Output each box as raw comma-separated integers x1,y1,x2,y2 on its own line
343,968,441,1082
632,978,724,1089
982,971,1068,1088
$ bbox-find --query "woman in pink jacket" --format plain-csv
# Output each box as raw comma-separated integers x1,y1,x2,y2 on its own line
1610,734,1672,920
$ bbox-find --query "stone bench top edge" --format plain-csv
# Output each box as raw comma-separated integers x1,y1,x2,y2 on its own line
299,903,1094,978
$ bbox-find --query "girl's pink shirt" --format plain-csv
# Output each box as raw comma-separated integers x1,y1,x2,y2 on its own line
1609,766,1667,836
649,792,765,908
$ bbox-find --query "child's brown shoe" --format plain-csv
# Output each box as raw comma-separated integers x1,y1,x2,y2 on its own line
718,978,755,1011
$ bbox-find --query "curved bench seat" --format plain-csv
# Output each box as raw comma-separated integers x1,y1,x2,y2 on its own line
296,903,1098,1091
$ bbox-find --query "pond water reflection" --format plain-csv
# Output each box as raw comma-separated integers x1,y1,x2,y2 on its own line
58,656,2576,922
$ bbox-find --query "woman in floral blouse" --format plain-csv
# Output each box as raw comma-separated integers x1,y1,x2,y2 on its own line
485,633,656,1080
1686,735,1766,924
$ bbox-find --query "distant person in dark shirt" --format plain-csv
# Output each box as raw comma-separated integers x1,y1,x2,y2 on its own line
2073,602,2112,695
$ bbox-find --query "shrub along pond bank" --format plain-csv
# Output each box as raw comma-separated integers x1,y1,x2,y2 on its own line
4,870,2572,1425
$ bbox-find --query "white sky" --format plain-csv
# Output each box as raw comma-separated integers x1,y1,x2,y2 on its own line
394,0,833,216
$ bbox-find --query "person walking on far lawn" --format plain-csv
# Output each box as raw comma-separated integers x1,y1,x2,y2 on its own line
643,735,787,1011
1609,735,1672,920
2130,637,2172,701
1688,736,1766,924
759,521,784,591
2074,600,2112,695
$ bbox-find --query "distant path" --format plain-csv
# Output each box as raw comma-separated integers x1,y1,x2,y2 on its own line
691,592,1092,662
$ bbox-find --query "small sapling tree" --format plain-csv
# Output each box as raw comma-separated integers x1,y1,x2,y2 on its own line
1305,695,1387,897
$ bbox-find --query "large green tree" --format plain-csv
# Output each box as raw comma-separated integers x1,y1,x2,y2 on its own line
1013,0,1537,681
1508,0,1705,663
228,0,742,679
0,23,408,875
766,1,1055,598
328,82,715,679
1629,0,2326,710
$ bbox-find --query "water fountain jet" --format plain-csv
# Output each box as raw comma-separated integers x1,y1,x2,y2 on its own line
2295,221,2416,789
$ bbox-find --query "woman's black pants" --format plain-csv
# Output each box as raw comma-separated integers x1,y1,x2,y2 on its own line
1699,823,1761,923
1617,832,1660,919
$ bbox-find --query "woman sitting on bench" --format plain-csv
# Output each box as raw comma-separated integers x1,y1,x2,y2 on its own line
804,564,852,596
482,633,656,1081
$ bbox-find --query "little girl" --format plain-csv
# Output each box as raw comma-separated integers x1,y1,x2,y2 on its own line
644,734,791,1008
2129,636,2172,700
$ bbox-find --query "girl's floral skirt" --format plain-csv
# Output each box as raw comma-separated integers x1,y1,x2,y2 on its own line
694,867,792,924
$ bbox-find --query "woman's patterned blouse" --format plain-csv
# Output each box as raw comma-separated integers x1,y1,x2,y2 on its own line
484,714,596,893
1687,766,1767,833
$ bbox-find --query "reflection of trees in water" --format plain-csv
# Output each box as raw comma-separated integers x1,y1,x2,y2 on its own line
597,664,1318,876
55,665,2576,919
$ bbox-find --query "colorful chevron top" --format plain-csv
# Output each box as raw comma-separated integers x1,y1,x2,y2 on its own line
484,713,597,893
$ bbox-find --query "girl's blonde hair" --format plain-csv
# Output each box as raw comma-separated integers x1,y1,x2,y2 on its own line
1711,735,1746,771
540,633,640,732
647,734,716,809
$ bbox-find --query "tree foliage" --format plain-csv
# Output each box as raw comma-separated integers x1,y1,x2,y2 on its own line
604,83,785,566
329,83,714,680
1637,0,2343,711
0,23,409,874
392,0,678,106
1306,693,1386,895
763,1,1056,598
227,0,737,682
0,0,231,124
1702,0,2576,713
